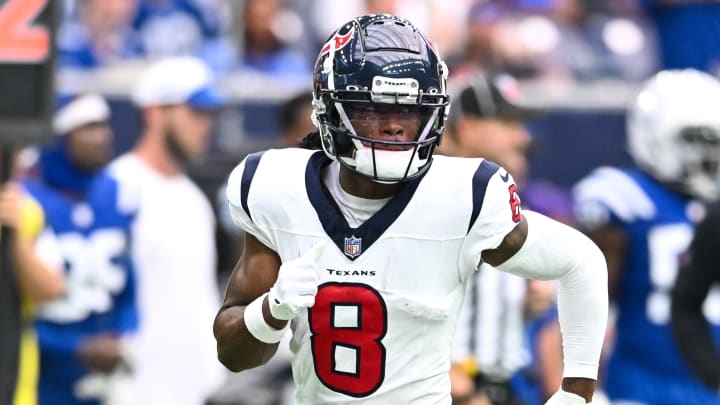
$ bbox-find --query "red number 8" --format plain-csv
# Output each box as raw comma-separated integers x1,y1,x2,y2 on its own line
309,282,387,397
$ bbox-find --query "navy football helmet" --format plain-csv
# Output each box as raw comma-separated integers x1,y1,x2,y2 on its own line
312,14,449,183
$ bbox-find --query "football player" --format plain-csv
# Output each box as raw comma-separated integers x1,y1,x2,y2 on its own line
215,14,608,405
573,69,720,405
672,202,720,394
24,94,139,405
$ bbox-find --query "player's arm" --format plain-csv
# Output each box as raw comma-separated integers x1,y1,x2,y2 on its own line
214,154,326,371
214,232,283,371
671,205,720,391
482,212,608,404
0,183,64,302
213,155,286,371
463,168,607,404
215,234,326,372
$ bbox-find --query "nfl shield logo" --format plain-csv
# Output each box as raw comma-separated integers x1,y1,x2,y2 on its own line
344,235,362,258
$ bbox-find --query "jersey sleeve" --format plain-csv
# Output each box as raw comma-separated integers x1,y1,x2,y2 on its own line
104,163,142,217
226,152,276,250
459,162,522,276
572,167,655,229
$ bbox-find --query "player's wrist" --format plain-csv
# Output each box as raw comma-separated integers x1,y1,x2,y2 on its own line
560,377,595,403
243,293,288,344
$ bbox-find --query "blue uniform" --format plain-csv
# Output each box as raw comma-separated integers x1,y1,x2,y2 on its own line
25,171,138,405
574,167,720,405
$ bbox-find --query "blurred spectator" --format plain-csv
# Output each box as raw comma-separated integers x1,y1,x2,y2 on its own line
535,0,655,81
5,163,65,405
110,56,225,405
448,0,655,81
308,0,464,52
59,0,234,70
541,0,620,79
310,0,404,42
446,2,540,79
133,0,234,68
642,0,720,74
232,0,312,82
58,0,142,68
25,94,139,405
671,202,720,393
512,0,655,81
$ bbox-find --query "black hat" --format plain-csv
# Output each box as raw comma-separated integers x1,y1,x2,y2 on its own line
451,72,542,121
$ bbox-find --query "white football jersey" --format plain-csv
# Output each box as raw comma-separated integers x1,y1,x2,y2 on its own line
227,148,521,404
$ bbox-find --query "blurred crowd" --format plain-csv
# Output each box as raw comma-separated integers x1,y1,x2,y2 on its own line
6,0,720,405
55,0,720,85
50,0,661,81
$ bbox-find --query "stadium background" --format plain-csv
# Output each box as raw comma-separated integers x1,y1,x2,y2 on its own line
55,0,671,274
32,0,720,403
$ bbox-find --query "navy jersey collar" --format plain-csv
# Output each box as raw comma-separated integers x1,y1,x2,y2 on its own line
305,151,424,261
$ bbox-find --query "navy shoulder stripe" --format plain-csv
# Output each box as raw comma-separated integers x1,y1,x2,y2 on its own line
240,151,265,221
468,160,500,233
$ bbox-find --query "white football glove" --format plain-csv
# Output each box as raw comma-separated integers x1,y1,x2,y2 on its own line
544,389,589,405
268,241,327,321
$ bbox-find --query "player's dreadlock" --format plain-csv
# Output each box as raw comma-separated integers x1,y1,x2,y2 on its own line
298,131,323,150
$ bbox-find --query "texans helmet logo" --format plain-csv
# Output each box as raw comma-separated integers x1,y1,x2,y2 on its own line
320,27,355,56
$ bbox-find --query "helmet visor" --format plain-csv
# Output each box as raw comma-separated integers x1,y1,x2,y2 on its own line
339,103,439,150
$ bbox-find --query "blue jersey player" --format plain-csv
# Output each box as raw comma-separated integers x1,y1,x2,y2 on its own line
574,69,720,405
24,94,139,405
